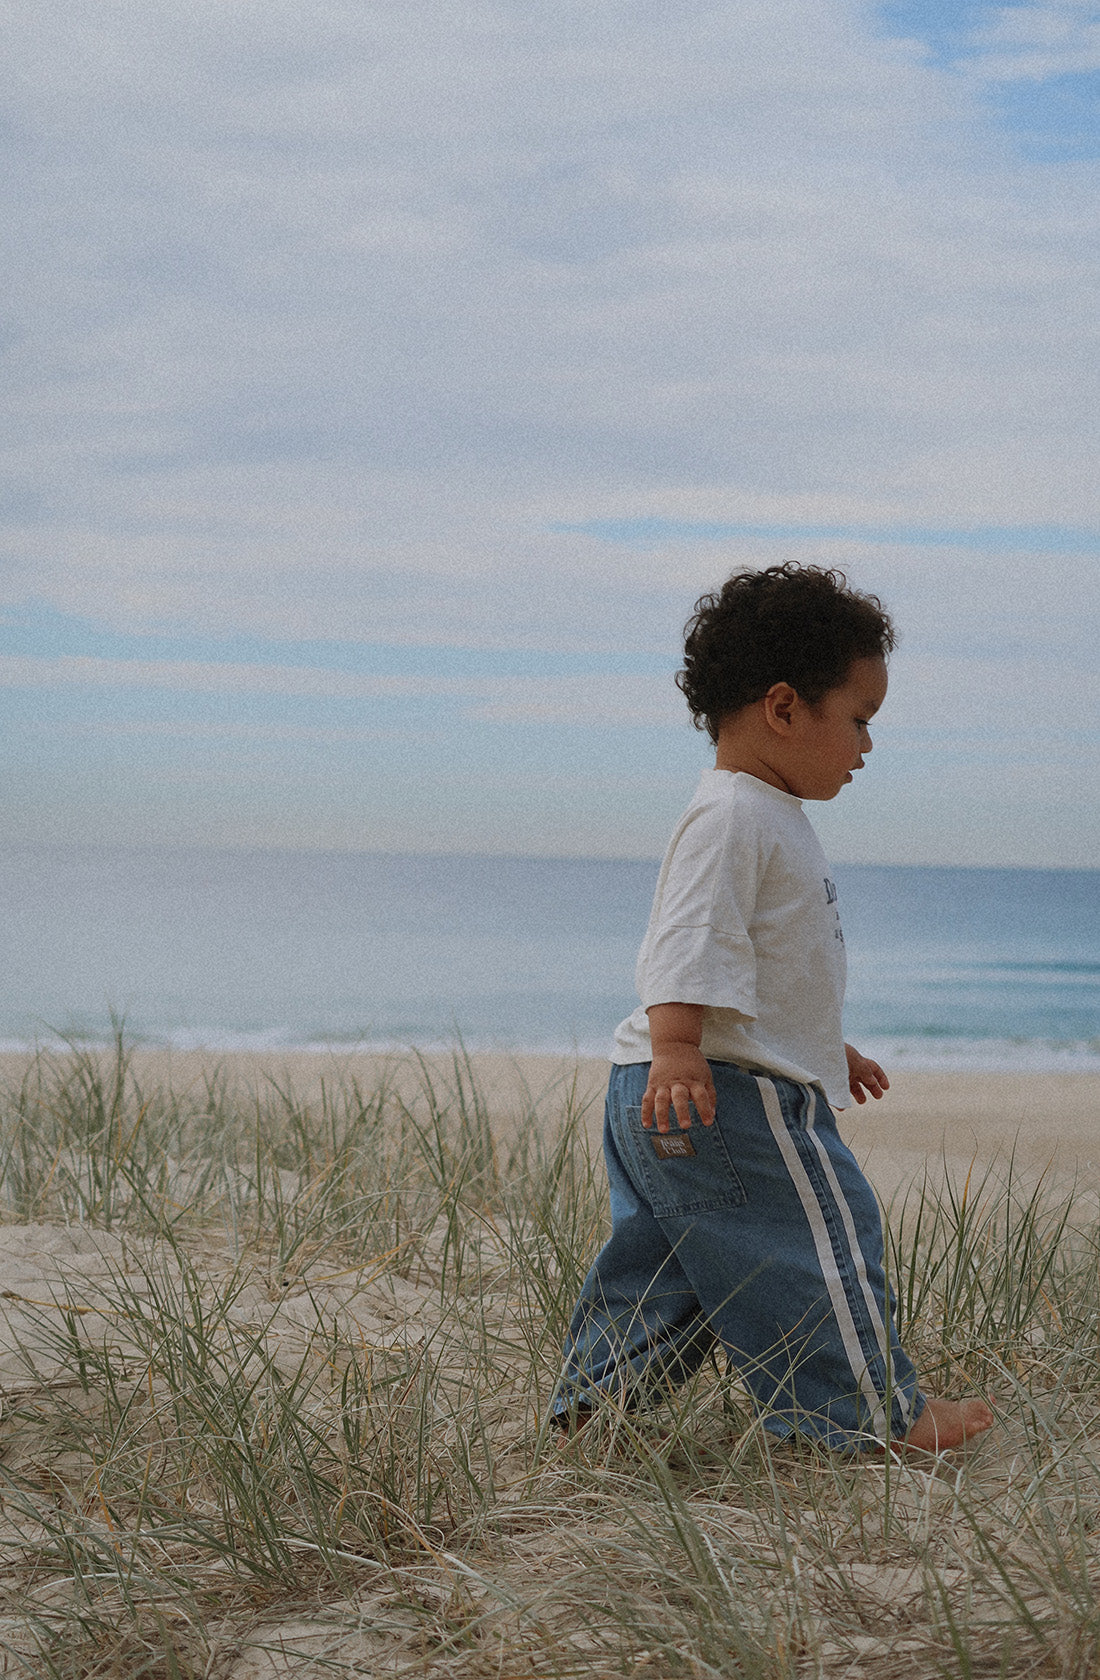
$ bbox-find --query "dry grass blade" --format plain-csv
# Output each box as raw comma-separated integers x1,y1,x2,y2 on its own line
0,1040,1095,1678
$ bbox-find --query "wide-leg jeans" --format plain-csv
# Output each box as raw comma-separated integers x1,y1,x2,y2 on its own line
553,1060,923,1449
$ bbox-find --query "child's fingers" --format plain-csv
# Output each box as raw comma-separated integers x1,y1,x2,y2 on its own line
692,1079,717,1126
671,1080,716,1128
850,1069,888,1103
649,1082,688,1132
861,1062,888,1099
643,1074,717,1131
671,1082,694,1130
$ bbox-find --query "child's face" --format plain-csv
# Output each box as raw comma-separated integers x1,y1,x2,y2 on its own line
785,654,889,801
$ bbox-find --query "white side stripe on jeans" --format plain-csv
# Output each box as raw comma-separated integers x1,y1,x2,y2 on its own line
755,1076,889,1441
802,1086,910,1424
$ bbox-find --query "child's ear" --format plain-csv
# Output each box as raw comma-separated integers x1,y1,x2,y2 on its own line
763,682,798,733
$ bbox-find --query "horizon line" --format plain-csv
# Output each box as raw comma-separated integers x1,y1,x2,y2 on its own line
0,839,1096,873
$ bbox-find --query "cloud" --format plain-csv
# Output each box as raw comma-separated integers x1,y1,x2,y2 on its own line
28,719,401,745
0,652,688,729
3,0,1099,651
966,2,1100,80
1,1,1098,860
0,656,458,699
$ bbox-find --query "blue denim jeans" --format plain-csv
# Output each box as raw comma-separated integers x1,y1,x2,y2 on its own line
552,1061,924,1450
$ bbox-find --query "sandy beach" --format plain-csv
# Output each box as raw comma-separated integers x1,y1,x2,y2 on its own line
0,1047,1096,1676
6,1047,1087,1188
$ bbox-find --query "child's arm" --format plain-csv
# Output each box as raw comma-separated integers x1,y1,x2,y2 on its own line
641,1003,718,1134
845,1042,889,1105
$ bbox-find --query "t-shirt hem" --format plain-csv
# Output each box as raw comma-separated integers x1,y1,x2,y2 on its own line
609,1044,836,1090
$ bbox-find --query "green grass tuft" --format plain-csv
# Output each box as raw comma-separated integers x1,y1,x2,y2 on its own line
0,1040,1094,1677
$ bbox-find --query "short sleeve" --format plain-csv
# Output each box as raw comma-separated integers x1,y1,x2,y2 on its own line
638,923,758,1016
635,793,765,1018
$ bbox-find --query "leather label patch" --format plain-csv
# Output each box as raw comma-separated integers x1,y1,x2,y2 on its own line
651,1132,696,1159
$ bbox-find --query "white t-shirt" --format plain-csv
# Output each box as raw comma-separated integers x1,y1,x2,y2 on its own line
612,770,851,1109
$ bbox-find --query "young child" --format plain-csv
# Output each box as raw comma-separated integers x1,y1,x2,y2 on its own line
552,564,994,1453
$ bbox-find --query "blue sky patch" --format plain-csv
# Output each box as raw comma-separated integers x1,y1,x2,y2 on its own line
556,519,1100,555
877,0,993,67
878,2,1100,160
994,71,1100,161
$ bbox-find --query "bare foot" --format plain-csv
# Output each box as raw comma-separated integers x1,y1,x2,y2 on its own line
552,1407,593,1442
898,1395,995,1453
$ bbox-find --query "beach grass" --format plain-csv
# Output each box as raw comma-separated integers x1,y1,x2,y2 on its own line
0,1044,1096,1676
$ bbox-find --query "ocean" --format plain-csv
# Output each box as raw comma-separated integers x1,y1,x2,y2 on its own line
1,846,1098,1071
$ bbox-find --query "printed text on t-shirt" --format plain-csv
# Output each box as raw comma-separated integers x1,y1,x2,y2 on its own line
824,878,844,943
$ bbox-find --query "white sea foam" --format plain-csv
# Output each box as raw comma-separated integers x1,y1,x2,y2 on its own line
2,1029,1098,1076
857,1036,1100,1074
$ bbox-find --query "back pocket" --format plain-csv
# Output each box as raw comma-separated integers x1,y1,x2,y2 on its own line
616,1105,747,1218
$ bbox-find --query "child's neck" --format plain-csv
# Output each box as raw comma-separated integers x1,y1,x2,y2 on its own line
713,736,796,796
714,755,795,795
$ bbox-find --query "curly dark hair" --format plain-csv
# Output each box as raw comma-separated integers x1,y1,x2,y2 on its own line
676,564,895,743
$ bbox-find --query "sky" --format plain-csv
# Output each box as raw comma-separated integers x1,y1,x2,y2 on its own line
2,0,1099,867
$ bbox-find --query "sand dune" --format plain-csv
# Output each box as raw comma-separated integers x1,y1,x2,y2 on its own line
0,1048,1095,1676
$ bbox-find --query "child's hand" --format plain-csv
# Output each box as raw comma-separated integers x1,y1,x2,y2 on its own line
845,1043,889,1105
641,1045,717,1133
